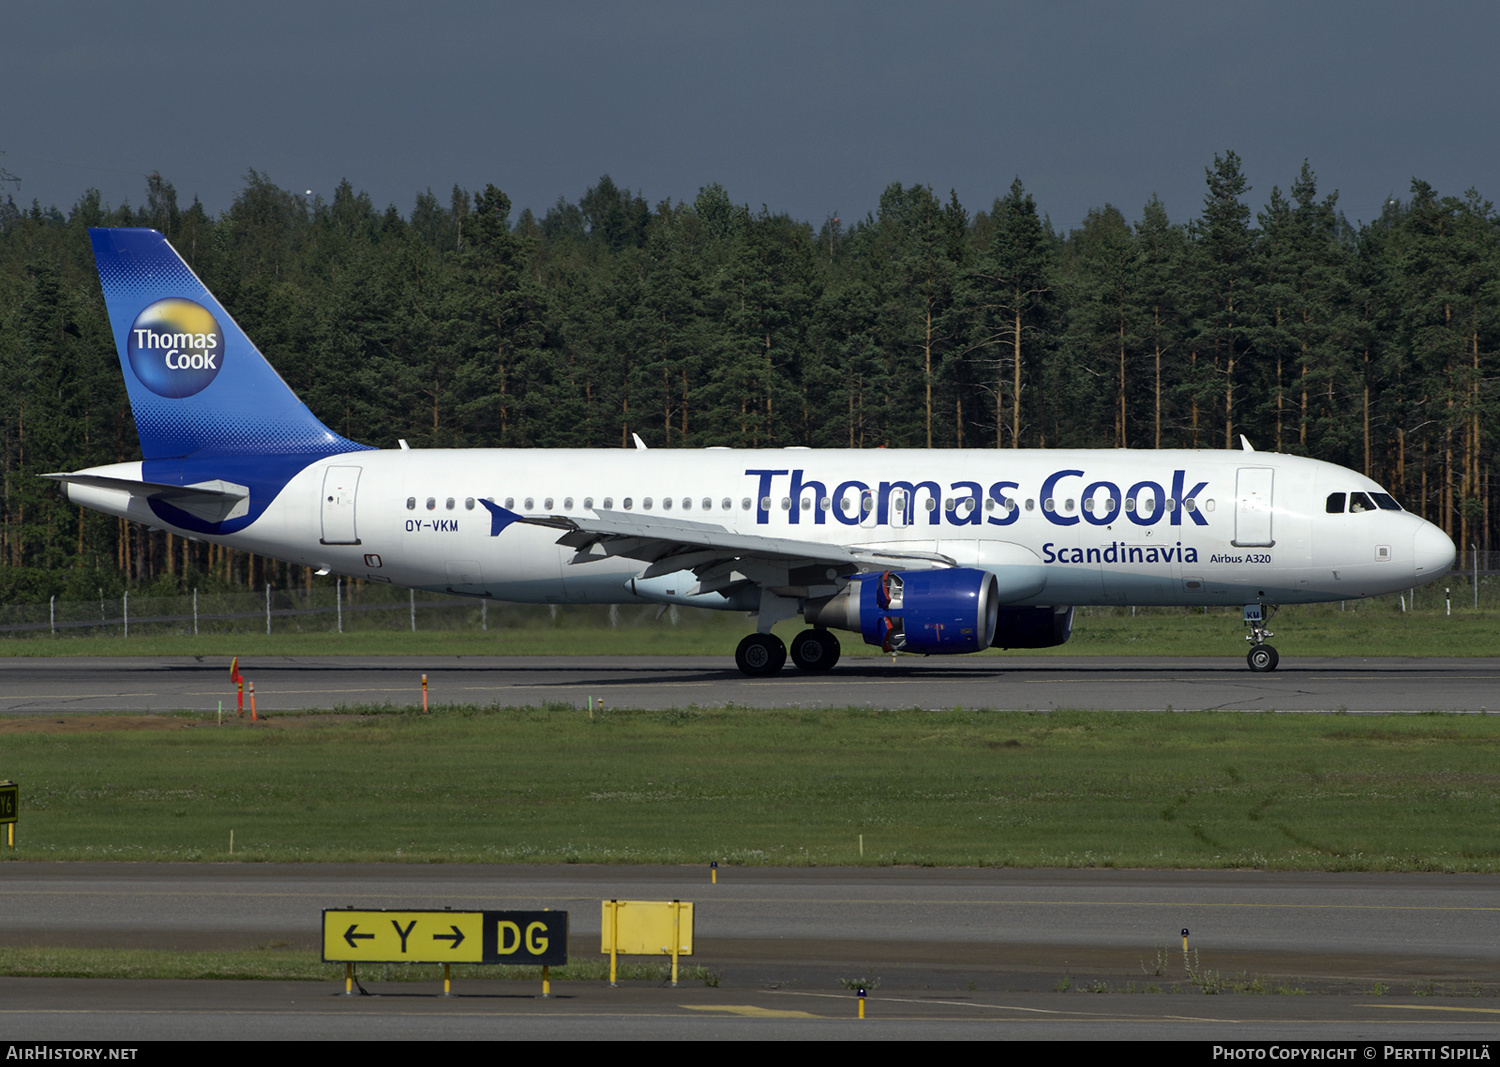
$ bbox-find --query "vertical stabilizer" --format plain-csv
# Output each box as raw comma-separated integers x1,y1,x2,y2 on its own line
89,227,368,461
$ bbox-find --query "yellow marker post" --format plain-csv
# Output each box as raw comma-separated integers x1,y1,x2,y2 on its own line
606,899,619,986
541,965,550,998
670,899,682,986
2,782,14,852
858,986,866,1019
344,962,353,995
710,861,717,885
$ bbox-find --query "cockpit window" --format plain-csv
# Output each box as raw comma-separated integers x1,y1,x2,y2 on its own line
1326,493,1345,514
1348,492,1376,513
1370,492,1401,511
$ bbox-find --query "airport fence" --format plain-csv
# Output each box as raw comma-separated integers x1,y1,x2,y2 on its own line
0,583,692,639
0,552,1492,640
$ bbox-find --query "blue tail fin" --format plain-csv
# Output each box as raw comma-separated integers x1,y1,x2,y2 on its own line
87,227,371,535
89,227,368,461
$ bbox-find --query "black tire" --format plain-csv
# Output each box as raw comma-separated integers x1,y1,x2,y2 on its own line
1246,644,1279,672
791,629,841,672
735,633,786,676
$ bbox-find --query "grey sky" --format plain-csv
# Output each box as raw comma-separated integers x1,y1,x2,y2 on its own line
5,1,1496,233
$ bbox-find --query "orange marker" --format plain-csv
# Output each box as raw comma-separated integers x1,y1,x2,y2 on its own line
249,680,258,722
422,673,429,713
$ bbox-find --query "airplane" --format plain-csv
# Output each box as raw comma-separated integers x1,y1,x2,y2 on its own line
48,227,1456,676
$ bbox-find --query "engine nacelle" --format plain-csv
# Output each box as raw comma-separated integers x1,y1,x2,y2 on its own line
990,605,1074,649
805,568,1000,654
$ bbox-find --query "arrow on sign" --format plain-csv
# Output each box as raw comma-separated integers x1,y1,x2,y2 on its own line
432,925,466,950
343,925,374,949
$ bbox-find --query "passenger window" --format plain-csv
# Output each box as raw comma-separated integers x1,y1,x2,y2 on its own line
583,497,593,509
602,497,613,509
426,497,436,511
544,497,553,510
660,497,670,510
465,497,475,510
524,497,534,510
721,498,731,510
406,497,416,510
1326,493,1345,513
564,497,574,510
504,497,515,509
623,498,633,510
446,497,455,510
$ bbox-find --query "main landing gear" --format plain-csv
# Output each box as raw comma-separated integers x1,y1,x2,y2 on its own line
734,629,841,676
1243,603,1279,672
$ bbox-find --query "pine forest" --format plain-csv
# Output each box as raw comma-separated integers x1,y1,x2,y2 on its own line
0,153,1495,601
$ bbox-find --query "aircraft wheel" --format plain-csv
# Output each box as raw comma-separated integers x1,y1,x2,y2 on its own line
1246,644,1279,673
791,629,841,672
735,633,787,676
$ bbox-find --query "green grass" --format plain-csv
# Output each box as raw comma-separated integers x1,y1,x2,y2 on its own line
0,945,715,984
2,595,1498,658
3,705,1497,870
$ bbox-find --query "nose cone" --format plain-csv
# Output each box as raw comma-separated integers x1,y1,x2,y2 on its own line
1413,522,1456,578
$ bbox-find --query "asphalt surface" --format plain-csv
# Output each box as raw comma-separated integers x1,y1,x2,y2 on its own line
2,655,1500,714
2,864,1499,1041
2,657,1498,1040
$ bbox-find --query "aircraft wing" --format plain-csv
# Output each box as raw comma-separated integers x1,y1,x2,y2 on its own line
482,502,953,598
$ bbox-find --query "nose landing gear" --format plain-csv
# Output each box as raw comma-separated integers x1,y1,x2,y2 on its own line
1244,603,1279,672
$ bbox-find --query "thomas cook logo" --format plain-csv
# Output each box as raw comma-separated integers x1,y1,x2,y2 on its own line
126,298,224,398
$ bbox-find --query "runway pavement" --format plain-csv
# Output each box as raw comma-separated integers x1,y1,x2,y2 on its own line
3,657,1497,1037
2,864,1499,1040
1,655,1498,714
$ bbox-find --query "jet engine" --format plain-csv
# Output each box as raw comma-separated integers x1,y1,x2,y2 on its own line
805,568,1000,654
990,605,1074,649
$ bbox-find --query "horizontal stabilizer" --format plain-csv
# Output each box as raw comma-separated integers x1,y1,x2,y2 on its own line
44,472,250,524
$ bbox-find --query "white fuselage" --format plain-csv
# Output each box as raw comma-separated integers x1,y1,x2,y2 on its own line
68,447,1454,611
